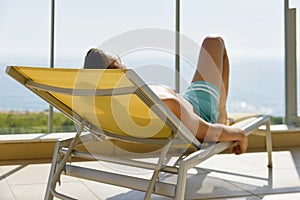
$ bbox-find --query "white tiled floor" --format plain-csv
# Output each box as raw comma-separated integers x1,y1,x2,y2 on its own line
1,148,300,200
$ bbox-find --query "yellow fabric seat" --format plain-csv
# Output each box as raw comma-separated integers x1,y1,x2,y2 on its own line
10,67,172,139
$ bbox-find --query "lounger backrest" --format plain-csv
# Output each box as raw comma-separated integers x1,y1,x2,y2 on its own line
7,66,174,139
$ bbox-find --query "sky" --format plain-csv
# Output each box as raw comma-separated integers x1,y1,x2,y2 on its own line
0,0,299,67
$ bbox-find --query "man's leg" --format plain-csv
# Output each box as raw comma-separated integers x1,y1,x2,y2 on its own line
218,47,230,124
191,36,229,124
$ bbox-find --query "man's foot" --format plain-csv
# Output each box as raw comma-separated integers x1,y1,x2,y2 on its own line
228,117,235,125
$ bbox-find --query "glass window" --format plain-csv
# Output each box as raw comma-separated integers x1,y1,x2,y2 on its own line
0,0,298,135
0,0,49,111
181,0,286,118
0,0,175,134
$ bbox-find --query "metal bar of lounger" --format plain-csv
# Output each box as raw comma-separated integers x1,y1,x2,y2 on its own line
144,135,174,199
266,121,273,167
60,148,179,174
45,135,84,200
45,139,64,200
242,115,269,136
49,122,86,200
26,80,138,96
249,116,273,167
65,165,176,198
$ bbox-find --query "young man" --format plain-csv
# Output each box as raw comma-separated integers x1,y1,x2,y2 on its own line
84,36,247,155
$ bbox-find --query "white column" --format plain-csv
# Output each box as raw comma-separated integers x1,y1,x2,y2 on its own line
284,0,298,125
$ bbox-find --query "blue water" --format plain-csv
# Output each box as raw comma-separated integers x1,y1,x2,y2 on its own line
0,58,297,117
0,66,48,111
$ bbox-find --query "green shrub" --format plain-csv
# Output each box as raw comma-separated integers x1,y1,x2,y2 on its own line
269,116,283,125
0,111,76,134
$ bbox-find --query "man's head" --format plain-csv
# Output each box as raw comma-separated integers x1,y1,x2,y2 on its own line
83,48,126,69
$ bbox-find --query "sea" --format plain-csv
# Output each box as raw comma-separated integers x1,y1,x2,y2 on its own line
0,57,299,117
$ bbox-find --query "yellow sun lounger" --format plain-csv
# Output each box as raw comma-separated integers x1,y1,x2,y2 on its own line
6,66,272,200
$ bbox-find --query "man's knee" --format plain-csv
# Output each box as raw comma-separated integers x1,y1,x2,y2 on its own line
201,36,226,69
202,36,225,49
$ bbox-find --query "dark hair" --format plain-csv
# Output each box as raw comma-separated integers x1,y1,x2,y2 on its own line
83,48,126,69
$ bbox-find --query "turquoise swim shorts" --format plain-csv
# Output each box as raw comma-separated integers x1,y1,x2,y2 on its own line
182,81,220,123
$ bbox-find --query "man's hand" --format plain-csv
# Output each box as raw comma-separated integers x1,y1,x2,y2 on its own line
232,130,248,155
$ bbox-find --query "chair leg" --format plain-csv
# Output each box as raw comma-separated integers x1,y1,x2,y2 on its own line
46,122,85,200
265,121,273,168
144,138,173,200
44,140,64,200
175,162,187,200
45,135,76,200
